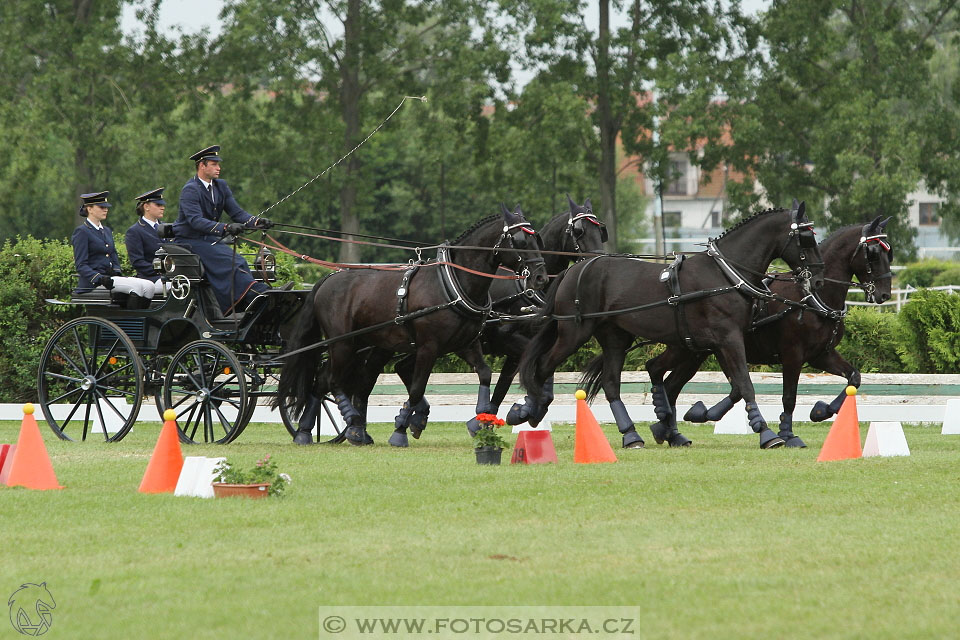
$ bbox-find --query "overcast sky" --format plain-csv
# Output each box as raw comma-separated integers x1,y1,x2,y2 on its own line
122,0,772,40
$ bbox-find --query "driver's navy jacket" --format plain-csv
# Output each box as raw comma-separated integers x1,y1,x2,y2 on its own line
72,220,122,293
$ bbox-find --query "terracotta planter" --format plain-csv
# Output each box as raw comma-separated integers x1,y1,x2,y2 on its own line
475,446,503,465
212,482,271,499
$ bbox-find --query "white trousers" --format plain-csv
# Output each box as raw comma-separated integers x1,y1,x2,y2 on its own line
106,276,163,298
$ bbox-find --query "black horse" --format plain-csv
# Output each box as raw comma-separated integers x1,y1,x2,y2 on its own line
515,202,825,449
632,216,892,448
468,196,607,434
276,204,549,447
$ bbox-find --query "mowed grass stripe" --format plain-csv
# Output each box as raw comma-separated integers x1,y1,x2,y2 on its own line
1,420,958,639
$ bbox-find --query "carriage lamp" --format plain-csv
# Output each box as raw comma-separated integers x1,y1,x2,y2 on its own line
153,256,163,273
163,255,176,273
254,247,277,282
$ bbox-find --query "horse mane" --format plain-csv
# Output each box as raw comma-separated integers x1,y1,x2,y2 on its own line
713,207,788,242
818,223,863,249
451,213,502,245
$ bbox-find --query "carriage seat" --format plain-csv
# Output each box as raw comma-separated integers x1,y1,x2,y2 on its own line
70,288,116,305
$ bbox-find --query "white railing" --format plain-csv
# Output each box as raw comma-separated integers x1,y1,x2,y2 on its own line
846,284,960,311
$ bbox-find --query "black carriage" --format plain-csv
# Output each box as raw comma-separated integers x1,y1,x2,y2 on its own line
37,236,313,444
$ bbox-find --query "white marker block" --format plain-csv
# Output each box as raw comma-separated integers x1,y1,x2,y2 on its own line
175,456,226,498
714,400,752,434
863,422,910,457
512,420,552,433
942,399,960,434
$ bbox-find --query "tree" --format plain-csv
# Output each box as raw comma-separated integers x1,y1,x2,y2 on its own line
723,0,960,258
506,0,752,250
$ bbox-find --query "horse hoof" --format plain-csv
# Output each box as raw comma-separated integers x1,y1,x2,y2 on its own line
683,401,709,423
622,430,645,449
779,434,807,448
759,429,785,449
506,402,528,425
345,426,369,446
388,431,409,447
668,433,692,447
466,417,481,437
649,421,669,445
809,401,831,422
293,431,314,446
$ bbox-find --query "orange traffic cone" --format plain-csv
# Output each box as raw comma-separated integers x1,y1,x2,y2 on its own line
511,430,558,464
138,409,184,493
5,403,64,490
573,390,617,464
817,386,862,462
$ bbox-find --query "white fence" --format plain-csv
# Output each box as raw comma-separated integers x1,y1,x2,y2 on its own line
846,284,960,311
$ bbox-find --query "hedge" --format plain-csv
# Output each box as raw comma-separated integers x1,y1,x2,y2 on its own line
3,236,957,402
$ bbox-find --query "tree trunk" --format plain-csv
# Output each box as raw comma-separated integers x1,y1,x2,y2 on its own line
595,0,619,250
338,0,362,264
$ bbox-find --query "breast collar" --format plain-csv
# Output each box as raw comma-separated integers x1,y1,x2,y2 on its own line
436,245,493,318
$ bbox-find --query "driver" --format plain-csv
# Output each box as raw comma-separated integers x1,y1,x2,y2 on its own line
172,145,287,314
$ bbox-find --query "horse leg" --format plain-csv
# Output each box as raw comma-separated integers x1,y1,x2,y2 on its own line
596,329,644,449
459,341,496,436
481,333,528,428
646,348,699,446
776,356,806,448
293,393,321,445
808,349,861,423
346,349,392,446
714,344,783,449
390,348,437,446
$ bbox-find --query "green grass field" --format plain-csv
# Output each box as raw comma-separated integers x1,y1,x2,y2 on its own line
2,418,959,639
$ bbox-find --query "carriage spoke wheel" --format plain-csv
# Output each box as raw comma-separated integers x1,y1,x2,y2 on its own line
162,340,249,444
279,394,343,443
37,317,144,442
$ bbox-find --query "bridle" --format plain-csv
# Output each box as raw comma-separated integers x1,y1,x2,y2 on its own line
852,231,892,302
492,221,545,284
566,210,608,255
778,220,822,293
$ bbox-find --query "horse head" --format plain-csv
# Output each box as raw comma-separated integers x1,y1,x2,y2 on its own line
783,200,825,292
565,195,607,255
497,203,549,290
853,215,893,304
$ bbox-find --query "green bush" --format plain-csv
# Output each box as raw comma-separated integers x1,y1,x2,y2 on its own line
931,267,960,287
896,260,954,288
835,306,904,373
895,289,960,373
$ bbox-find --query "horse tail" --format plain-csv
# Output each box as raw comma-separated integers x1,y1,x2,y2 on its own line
518,277,561,400
579,354,604,402
273,279,328,416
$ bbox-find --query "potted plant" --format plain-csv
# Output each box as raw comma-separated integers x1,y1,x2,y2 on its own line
473,413,509,465
212,455,291,498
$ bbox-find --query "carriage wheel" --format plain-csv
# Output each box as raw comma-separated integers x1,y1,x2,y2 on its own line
162,340,249,444
37,317,144,442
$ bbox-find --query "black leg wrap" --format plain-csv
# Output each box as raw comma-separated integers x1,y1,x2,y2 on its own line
293,395,320,445
777,412,806,448
683,401,709,423
811,389,846,422
407,398,430,439
745,402,767,434
610,400,644,449
335,391,361,423
467,387,493,436
650,385,674,423
705,396,735,421
344,424,370,446
506,396,535,425
667,432,692,447
649,421,669,444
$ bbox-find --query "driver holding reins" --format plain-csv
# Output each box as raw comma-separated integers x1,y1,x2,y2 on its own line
172,145,289,314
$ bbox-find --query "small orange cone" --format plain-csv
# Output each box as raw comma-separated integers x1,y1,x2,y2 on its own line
138,409,184,493
573,390,617,464
5,403,64,490
817,386,863,462
511,430,558,464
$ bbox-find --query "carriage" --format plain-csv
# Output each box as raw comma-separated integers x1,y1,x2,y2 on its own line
37,232,315,444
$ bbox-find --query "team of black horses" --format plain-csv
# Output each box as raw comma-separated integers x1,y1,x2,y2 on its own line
275,197,893,450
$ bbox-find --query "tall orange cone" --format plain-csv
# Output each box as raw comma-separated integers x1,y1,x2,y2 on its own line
817,386,863,462
573,390,617,464
5,403,64,490
138,409,184,493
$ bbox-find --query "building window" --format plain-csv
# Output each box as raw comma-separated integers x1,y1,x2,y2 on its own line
663,211,682,229
919,202,940,226
710,210,722,227
664,160,688,195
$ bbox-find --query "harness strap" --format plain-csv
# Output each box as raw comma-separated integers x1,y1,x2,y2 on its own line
395,265,421,344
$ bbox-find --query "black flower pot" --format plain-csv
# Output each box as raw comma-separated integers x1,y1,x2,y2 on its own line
475,446,503,465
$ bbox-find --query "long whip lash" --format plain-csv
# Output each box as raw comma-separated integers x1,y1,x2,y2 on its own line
257,95,427,217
